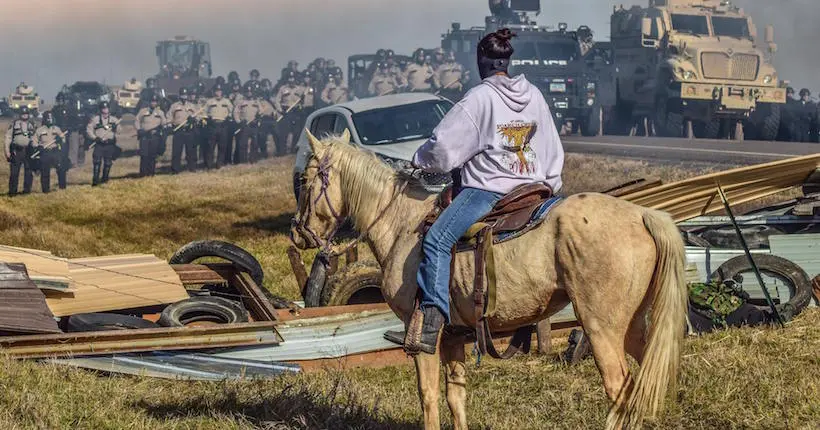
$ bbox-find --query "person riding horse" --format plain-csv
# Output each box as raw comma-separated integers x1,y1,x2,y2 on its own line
402,28,565,354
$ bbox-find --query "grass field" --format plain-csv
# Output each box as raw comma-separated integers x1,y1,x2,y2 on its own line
0,133,816,429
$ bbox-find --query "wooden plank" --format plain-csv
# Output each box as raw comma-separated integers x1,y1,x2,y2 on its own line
171,264,228,286
46,254,188,317
227,271,279,322
0,322,281,359
0,245,73,290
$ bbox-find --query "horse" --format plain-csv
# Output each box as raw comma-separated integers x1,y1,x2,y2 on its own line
290,129,688,429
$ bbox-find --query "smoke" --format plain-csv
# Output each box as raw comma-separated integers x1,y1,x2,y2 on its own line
0,0,815,99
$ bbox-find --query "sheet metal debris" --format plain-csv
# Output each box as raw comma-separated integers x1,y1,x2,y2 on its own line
48,352,300,381
0,263,61,335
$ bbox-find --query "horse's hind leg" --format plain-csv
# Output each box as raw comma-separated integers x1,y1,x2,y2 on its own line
584,323,632,402
414,350,442,429
441,333,468,430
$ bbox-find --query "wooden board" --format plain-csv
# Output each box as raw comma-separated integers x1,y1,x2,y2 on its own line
619,154,820,223
45,254,188,317
0,245,73,292
0,263,61,335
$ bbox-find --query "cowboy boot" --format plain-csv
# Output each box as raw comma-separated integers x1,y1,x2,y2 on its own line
101,164,112,184
91,162,102,186
403,307,445,355
562,329,592,365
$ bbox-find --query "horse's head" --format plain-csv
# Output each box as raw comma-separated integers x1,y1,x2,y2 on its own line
290,129,351,250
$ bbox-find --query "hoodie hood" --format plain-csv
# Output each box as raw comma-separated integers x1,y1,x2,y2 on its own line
482,74,532,113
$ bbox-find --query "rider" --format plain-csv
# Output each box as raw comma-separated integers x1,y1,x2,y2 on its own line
402,28,565,354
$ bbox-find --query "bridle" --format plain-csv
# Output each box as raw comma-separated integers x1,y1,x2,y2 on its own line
292,153,408,257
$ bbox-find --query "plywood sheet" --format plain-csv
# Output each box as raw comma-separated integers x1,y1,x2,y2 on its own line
45,254,188,317
619,154,820,223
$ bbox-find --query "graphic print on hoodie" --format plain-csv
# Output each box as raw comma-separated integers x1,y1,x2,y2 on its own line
412,73,564,195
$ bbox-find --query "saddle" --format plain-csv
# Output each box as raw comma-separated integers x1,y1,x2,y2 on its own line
418,183,562,360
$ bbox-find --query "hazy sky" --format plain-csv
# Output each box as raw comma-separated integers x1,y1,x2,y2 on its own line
1,0,816,99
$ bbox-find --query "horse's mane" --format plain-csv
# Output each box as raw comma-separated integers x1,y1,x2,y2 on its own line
321,135,400,230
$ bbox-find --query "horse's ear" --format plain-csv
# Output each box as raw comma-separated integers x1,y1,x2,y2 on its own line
305,129,323,155
340,128,351,143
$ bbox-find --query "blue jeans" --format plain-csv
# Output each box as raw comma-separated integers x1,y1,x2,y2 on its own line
418,187,503,323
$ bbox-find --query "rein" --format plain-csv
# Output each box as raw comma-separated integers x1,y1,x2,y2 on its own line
295,153,408,258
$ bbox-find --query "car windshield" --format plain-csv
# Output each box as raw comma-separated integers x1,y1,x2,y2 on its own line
671,14,710,35
70,83,105,96
353,100,452,145
712,16,750,38
537,42,578,62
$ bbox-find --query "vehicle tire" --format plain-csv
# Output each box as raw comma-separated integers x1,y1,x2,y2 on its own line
748,103,781,141
66,313,160,333
580,105,603,137
169,240,291,310
693,119,721,139
709,254,814,315
654,96,683,137
698,225,783,249
158,296,249,327
303,252,331,307
169,240,264,290
320,260,384,306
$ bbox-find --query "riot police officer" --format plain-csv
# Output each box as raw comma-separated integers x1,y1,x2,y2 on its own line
167,87,199,173
32,111,67,192
321,67,351,106
249,69,261,83
203,83,234,169
85,101,121,186
4,107,35,195
369,62,401,96
233,83,264,164
404,48,435,93
433,50,466,100
257,82,276,159
272,70,306,155
227,71,241,87
793,88,815,142
135,94,167,177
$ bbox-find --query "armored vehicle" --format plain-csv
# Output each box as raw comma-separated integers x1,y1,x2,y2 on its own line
610,0,786,139
112,78,142,115
57,81,113,128
348,53,413,99
153,36,215,96
442,0,616,135
7,82,42,115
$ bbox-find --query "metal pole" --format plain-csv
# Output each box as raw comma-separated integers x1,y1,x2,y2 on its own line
715,183,784,327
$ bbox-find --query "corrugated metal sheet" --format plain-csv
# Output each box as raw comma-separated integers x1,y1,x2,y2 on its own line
770,234,820,308
0,263,61,335
48,352,300,381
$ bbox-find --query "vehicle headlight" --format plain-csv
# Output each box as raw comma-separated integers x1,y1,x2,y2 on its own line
26,104,32,108
586,98,595,106
13,104,19,108
125,102,131,107
763,75,773,84
683,70,695,81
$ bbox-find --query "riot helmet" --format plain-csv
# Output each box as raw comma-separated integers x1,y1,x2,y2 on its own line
42,111,54,126
228,70,239,83
249,69,260,80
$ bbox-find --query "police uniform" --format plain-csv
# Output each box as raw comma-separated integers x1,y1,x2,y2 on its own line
33,123,67,192
273,83,306,154
4,117,35,195
433,60,465,99
135,105,167,177
85,112,121,186
203,94,234,169
321,81,351,106
232,94,263,163
257,98,275,159
167,99,200,173
403,62,435,92
368,70,400,97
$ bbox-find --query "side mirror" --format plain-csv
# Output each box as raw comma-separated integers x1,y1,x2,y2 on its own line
764,25,774,44
641,17,652,38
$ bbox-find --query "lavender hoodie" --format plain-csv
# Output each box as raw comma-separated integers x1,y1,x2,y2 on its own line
412,74,564,195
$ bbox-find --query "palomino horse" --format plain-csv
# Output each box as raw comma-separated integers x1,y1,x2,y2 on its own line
290,130,688,429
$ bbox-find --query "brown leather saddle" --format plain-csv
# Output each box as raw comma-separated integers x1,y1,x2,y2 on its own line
418,183,558,360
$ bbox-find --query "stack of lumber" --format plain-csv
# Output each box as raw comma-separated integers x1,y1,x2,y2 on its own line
620,154,820,223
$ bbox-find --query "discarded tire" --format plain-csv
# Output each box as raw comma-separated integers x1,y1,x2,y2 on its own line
709,254,814,316
158,296,249,327
303,252,331,308
169,240,291,309
170,240,264,287
321,260,384,306
66,313,160,333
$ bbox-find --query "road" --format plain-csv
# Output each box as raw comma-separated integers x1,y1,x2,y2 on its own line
562,135,820,165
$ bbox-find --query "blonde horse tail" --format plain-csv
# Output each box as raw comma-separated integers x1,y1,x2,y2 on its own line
606,209,688,430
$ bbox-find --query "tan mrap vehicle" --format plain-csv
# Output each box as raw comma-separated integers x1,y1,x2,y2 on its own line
610,0,786,140
113,78,142,114
7,82,41,115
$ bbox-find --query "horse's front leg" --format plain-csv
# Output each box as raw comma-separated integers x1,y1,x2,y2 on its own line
441,332,468,430
414,349,442,429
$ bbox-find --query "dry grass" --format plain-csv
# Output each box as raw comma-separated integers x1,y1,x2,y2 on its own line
0,136,816,429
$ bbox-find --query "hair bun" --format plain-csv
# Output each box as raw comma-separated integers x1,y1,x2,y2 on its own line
495,28,516,41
